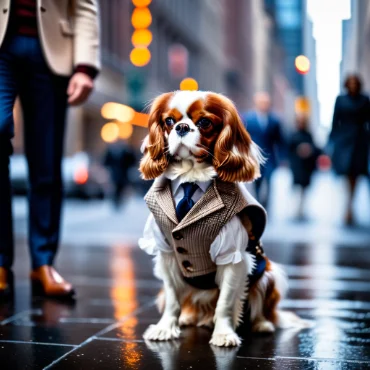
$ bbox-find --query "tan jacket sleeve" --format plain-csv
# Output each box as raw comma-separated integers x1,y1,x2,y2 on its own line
73,0,101,71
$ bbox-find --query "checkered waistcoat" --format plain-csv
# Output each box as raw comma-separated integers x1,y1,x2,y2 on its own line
144,177,267,279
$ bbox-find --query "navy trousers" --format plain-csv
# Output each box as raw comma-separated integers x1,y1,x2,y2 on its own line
0,35,69,269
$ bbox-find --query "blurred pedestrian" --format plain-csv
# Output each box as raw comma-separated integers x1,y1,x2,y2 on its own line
0,0,100,298
242,92,286,209
328,74,370,225
289,113,321,220
103,140,136,209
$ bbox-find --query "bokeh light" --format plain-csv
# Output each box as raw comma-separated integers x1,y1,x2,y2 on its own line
118,122,134,139
295,97,311,113
101,102,135,122
180,78,199,91
131,29,153,47
130,47,151,67
295,55,310,74
101,122,119,143
73,166,89,185
131,112,149,127
131,7,152,29
132,0,152,7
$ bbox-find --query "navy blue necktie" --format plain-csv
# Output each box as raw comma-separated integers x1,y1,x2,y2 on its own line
176,182,198,221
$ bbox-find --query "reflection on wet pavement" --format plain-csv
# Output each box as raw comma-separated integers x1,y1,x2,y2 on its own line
1,232,370,369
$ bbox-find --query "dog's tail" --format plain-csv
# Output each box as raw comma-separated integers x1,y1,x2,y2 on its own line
248,259,286,324
249,260,312,329
266,261,313,329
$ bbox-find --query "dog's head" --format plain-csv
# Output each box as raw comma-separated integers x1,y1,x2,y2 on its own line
140,91,262,182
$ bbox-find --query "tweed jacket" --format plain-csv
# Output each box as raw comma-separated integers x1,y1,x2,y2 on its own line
0,0,101,76
144,176,267,281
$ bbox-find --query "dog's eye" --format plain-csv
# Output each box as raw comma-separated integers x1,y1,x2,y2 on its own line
197,118,212,129
165,117,175,126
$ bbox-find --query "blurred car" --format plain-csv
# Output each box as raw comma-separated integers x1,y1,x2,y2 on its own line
10,152,109,199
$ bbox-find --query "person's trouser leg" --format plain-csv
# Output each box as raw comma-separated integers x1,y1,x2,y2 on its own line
0,140,15,268
254,177,263,204
345,175,357,225
264,167,275,210
17,37,69,269
0,44,18,268
264,177,271,210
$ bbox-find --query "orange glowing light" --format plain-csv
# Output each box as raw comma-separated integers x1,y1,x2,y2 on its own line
132,0,152,7
110,246,139,366
101,122,119,143
131,29,152,47
295,97,311,113
130,112,149,127
118,122,134,139
130,47,151,67
74,167,89,185
180,77,199,91
101,102,135,123
131,7,152,29
295,55,310,74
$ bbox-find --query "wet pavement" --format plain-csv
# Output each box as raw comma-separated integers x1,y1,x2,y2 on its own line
2,171,370,369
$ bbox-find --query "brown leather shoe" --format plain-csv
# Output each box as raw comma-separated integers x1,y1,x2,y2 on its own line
0,267,13,298
30,266,75,299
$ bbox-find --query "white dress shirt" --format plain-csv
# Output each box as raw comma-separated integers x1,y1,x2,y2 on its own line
139,178,249,266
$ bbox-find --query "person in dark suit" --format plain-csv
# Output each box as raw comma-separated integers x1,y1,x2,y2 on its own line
0,0,100,298
289,113,321,220
242,92,285,209
328,74,370,225
103,140,136,209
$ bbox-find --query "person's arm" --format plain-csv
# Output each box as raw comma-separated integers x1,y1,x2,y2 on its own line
288,133,297,158
68,0,101,105
73,0,100,72
329,97,340,141
74,65,99,80
274,117,288,162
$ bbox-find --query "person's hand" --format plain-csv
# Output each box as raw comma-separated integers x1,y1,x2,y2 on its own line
296,143,313,158
67,72,94,106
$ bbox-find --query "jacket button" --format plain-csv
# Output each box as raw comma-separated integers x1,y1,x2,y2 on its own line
182,260,194,272
176,247,187,254
173,232,183,240
40,6,46,12
3,9,8,13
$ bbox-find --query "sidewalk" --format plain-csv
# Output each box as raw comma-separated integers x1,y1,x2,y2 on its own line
2,169,370,369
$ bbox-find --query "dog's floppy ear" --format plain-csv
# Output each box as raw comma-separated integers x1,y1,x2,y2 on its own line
210,94,263,182
140,92,173,180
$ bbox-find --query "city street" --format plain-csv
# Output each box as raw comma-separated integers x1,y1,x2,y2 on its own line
1,170,370,369
1,0,369,369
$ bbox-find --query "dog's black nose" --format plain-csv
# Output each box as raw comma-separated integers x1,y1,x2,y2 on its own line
175,123,190,137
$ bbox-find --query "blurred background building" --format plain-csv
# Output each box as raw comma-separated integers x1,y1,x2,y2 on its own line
304,12,320,140
341,0,370,91
12,0,320,157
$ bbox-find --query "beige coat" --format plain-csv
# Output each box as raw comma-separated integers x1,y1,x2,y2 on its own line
0,0,100,76
145,177,266,279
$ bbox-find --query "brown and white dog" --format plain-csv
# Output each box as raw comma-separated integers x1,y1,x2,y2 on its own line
139,91,307,347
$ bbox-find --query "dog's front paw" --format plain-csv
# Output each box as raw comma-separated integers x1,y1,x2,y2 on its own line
143,320,181,341
210,331,241,347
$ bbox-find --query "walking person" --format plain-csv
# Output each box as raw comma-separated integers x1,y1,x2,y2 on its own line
0,0,100,298
103,140,136,209
328,74,370,226
288,113,321,220
242,92,286,209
